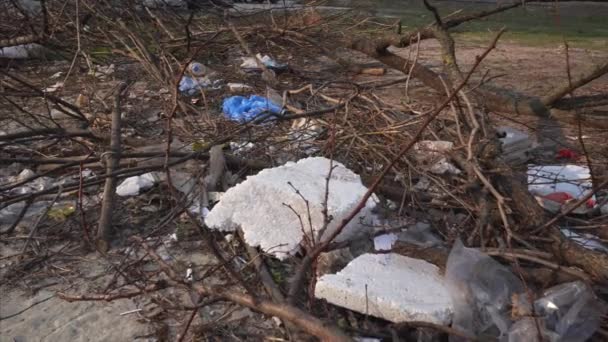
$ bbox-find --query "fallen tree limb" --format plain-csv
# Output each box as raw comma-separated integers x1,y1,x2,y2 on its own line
0,34,42,48
541,59,608,106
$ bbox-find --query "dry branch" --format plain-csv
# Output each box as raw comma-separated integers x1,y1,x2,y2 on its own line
135,237,352,341
96,82,128,252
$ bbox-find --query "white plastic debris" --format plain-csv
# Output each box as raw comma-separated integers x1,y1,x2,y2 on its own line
50,71,63,79
497,126,533,164
4,169,54,195
205,157,375,259
560,228,608,253
44,82,64,93
527,164,595,214
116,173,158,197
373,233,398,251
272,316,282,327
0,43,44,59
240,53,287,71
354,338,382,342
227,83,252,92
229,141,255,153
315,253,453,324
413,141,460,175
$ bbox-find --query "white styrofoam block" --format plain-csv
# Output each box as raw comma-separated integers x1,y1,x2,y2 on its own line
116,173,158,197
315,253,454,324
205,157,375,259
527,164,593,200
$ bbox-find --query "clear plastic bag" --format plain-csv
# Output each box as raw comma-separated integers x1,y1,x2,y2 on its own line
533,281,606,342
445,240,524,341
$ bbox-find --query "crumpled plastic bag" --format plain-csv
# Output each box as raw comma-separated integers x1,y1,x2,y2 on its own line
178,76,222,95
445,239,524,341
116,173,158,197
222,95,282,122
532,281,606,342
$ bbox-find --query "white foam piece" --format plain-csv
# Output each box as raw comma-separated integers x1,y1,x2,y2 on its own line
205,157,375,259
315,253,454,324
116,173,158,197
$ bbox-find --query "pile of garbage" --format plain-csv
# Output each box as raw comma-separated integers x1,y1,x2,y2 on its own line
198,156,607,341
2,5,608,341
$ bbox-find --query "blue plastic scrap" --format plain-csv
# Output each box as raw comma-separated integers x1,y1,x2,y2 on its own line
222,95,282,122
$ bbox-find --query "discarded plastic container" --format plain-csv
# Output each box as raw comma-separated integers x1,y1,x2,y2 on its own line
188,62,207,77
533,281,607,342
222,95,282,122
445,240,524,341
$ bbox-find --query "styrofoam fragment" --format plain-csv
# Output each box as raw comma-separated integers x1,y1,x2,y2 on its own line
205,157,375,259
315,253,454,324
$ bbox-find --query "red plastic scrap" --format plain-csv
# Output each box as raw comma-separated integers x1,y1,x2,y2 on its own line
556,148,578,160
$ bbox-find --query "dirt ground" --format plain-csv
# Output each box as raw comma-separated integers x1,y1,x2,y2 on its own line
389,37,608,170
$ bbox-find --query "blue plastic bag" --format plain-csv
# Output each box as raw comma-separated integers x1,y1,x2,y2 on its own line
222,95,282,122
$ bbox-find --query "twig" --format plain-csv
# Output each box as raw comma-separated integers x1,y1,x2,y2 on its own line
96,82,128,252
21,186,63,254
57,281,167,302
0,199,33,235
134,236,351,341
0,295,54,321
